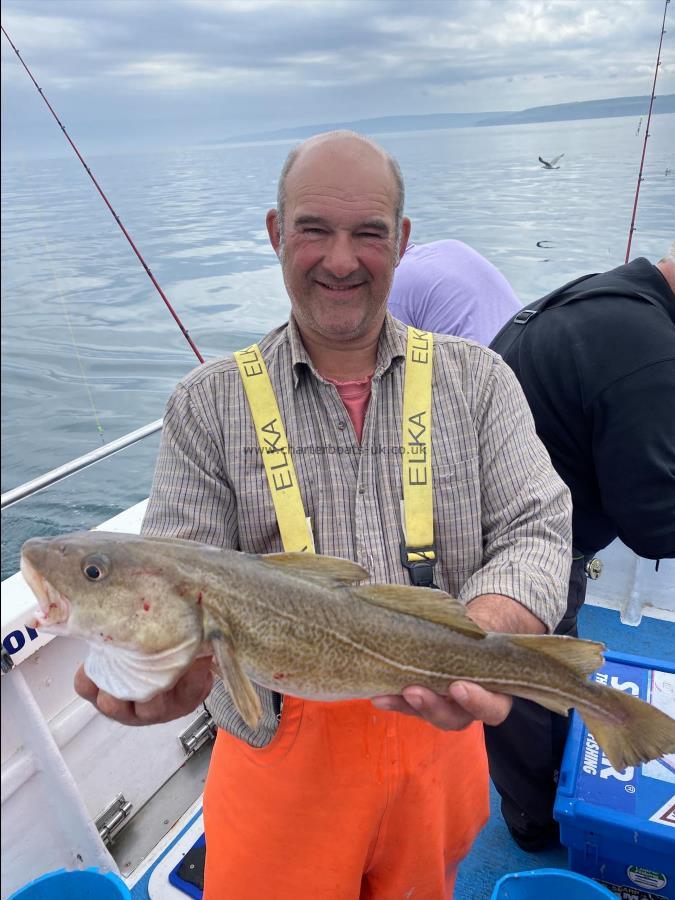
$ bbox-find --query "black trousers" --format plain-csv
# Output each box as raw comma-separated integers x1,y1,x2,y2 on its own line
483,556,588,834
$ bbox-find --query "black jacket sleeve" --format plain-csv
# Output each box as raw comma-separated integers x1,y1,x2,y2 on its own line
592,359,675,559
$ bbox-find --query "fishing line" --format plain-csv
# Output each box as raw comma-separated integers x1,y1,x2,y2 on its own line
1,25,205,364
10,147,107,444
625,0,670,263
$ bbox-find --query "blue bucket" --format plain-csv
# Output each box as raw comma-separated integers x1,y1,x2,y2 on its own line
9,867,131,900
490,868,618,900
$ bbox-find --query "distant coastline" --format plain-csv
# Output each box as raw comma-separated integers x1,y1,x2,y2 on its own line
222,94,675,145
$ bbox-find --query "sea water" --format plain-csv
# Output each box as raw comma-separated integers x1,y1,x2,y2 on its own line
2,113,674,578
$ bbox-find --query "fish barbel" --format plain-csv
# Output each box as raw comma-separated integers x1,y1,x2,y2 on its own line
21,531,675,772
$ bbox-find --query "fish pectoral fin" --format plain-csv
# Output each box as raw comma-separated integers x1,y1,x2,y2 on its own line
355,586,486,639
260,552,369,584
205,616,261,729
508,634,605,675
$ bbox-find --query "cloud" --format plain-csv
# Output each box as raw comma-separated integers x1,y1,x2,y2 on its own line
1,0,672,153
1,9,89,52
109,55,253,91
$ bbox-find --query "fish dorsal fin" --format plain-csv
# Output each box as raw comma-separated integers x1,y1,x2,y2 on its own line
508,633,605,675
260,552,369,584
355,585,486,639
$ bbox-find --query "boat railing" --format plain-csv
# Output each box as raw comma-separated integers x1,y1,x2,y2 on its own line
1,418,163,510
2,415,673,629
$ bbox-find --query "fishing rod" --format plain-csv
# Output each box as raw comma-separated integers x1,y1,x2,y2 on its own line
625,0,669,264
1,25,205,364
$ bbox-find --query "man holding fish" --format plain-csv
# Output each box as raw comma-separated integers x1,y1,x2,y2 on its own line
22,132,671,899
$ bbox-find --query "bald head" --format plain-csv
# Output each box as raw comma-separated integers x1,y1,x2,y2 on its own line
277,131,405,243
265,130,411,353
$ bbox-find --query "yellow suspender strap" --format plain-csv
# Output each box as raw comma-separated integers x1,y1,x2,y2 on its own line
234,343,315,554
401,327,435,580
234,327,434,572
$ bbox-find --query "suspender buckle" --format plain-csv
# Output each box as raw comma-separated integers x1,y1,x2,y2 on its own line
400,541,438,589
513,309,538,324
585,558,603,580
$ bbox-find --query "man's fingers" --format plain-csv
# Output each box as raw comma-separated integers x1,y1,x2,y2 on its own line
96,691,141,725
371,695,419,717
135,660,213,724
372,690,474,730
372,683,513,730
175,659,213,709
448,681,512,726
74,664,99,704
401,687,475,730
73,657,214,727
75,664,140,725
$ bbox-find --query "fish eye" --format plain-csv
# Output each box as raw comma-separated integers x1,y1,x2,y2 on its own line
82,555,110,581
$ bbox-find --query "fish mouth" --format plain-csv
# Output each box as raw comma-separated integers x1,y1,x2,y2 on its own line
20,554,70,632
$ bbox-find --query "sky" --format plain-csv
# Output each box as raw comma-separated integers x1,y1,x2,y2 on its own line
1,0,673,156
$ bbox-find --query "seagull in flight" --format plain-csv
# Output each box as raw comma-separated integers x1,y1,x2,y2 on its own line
539,154,565,169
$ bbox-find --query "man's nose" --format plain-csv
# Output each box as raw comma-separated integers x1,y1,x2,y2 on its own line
323,232,359,278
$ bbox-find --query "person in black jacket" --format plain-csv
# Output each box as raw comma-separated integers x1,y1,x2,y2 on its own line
486,247,675,850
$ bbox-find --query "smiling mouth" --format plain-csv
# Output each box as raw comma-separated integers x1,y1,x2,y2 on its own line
20,555,70,629
315,279,364,292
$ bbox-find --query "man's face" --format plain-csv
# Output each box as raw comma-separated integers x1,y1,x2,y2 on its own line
267,139,410,345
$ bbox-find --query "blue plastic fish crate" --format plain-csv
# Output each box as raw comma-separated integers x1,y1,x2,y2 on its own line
554,650,675,900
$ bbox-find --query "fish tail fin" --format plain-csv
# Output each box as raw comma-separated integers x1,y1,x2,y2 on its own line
578,687,675,772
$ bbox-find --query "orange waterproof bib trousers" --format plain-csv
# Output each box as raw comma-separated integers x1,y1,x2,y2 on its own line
203,697,489,900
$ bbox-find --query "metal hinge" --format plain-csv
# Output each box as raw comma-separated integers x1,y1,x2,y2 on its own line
179,707,216,757
95,794,133,845
1,647,14,674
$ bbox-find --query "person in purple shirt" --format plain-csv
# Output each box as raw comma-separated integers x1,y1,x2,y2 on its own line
388,239,521,343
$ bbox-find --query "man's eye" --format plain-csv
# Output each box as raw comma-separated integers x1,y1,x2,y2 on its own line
358,232,383,239
303,228,326,235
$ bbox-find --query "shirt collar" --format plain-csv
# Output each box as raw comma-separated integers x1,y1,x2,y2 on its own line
288,312,407,388
377,311,407,374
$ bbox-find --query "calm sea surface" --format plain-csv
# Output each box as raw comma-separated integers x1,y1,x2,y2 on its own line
2,114,674,578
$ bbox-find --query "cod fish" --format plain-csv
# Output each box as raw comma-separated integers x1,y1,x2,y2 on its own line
21,531,675,772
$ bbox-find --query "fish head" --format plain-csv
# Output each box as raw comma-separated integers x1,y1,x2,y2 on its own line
20,531,206,655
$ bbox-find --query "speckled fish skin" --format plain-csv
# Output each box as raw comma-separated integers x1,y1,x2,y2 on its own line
21,531,675,772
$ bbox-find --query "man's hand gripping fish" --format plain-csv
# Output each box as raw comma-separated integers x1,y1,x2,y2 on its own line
21,531,675,772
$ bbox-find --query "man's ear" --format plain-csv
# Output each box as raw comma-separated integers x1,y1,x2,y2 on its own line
396,217,411,265
266,209,281,256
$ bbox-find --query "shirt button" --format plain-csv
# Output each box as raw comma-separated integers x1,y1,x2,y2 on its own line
358,485,366,494
337,421,346,430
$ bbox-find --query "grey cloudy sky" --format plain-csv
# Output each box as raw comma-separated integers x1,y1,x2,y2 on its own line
2,0,673,155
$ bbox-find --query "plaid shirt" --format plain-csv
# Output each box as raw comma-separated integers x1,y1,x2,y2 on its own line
142,313,572,745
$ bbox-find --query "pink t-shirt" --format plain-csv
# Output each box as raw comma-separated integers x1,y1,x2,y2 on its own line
326,374,374,443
